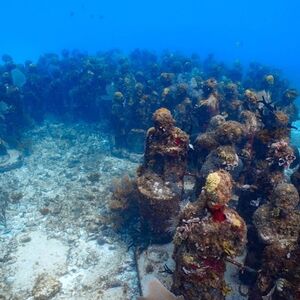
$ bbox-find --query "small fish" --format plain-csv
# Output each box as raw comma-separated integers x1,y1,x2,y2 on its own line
240,184,251,190
288,124,298,130
231,194,239,201
188,144,194,150
221,112,228,119
138,276,184,300
250,198,261,207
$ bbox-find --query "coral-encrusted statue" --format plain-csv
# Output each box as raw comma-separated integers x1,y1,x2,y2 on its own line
251,241,300,300
172,170,247,300
195,78,220,131
253,183,300,246
111,91,127,148
252,183,300,299
136,108,189,242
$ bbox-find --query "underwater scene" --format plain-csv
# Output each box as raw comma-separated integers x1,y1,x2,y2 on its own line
1,1,300,299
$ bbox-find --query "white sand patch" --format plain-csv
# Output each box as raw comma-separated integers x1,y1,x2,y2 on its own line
58,241,135,299
13,231,68,292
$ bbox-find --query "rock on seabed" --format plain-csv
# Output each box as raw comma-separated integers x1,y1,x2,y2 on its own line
32,274,62,300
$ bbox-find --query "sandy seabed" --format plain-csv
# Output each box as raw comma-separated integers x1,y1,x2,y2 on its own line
0,121,140,300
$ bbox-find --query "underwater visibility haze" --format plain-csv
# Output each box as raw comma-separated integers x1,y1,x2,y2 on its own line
1,0,300,85
0,1,300,299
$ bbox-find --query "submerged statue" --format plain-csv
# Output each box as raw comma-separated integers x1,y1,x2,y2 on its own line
172,170,247,300
136,108,189,242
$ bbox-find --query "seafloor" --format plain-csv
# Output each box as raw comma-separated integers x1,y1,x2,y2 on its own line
0,121,250,300
0,121,141,299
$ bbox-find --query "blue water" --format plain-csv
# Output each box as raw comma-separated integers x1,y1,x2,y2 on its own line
1,0,300,86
